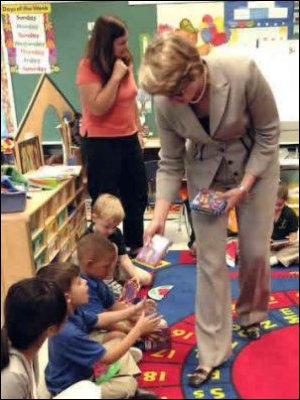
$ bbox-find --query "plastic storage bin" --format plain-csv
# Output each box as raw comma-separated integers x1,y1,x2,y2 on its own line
1,191,26,213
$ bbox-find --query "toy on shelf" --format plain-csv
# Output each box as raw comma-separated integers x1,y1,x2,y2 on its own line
1,137,15,165
1,166,28,213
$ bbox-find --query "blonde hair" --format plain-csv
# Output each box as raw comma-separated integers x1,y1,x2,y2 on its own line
93,193,125,223
139,33,204,96
277,181,289,202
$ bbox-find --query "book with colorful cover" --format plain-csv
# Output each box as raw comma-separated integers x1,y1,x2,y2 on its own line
190,189,227,216
118,278,140,303
136,235,172,267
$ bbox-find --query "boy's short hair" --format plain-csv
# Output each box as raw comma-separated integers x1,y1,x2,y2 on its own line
37,262,80,293
77,232,116,266
277,181,289,202
93,194,125,223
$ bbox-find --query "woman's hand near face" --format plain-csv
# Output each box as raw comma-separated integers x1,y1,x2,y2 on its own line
111,59,129,82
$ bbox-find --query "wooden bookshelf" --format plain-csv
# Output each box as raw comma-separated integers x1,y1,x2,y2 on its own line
1,173,87,297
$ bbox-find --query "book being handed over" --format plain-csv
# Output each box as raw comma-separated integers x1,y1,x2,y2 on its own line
190,189,227,216
136,234,172,267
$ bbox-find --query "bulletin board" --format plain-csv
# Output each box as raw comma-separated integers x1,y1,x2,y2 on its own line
224,1,295,39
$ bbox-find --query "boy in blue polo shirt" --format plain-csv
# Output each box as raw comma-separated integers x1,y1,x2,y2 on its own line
37,259,160,399
77,232,159,336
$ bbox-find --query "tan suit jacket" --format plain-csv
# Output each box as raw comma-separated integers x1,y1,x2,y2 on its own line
153,55,281,367
154,54,280,201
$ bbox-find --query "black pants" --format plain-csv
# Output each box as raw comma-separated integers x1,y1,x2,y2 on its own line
86,134,148,249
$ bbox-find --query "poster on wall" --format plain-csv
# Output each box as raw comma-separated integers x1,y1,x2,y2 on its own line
157,2,230,55
224,1,294,45
1,2,58,74
1,23,17,137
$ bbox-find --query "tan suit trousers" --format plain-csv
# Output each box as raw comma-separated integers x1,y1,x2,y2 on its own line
192,160,279,367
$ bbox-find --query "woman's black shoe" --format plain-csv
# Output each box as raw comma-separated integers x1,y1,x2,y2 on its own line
241,322,261,340
188,367,215,387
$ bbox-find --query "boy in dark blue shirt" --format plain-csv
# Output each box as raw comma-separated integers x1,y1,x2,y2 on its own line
270,181,299,267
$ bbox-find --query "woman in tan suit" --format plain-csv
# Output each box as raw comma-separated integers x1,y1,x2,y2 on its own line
139,33,280,387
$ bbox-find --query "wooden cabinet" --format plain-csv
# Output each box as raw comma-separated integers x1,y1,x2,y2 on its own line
1,173,87,297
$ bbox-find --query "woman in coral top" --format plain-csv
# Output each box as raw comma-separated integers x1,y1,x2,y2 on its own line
76,16,147,256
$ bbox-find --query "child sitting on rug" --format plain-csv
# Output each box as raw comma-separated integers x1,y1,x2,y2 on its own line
90,194,152,297
270,181,299,267
77,232,159,336
1,278,68,399
37,261,160,399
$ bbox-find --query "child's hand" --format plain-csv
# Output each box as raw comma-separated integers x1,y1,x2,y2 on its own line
133,298,156,317
287,233,298,245
135,312,162,336
145,299,157,316
134,298,147,314
128,298,147,323
129,277,141,290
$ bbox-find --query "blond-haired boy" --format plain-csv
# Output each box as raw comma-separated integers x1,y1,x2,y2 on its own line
92,194,152,291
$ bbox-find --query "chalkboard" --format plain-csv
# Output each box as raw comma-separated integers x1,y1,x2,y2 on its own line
8,1,157,140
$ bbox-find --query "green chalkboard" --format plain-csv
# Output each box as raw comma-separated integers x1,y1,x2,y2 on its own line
9,1,157,140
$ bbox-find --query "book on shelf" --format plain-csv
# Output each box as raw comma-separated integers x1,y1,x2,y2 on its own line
26,165,82,180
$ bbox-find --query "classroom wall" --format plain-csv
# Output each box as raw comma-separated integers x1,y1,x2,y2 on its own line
9,1,157,139
4,1,299,141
